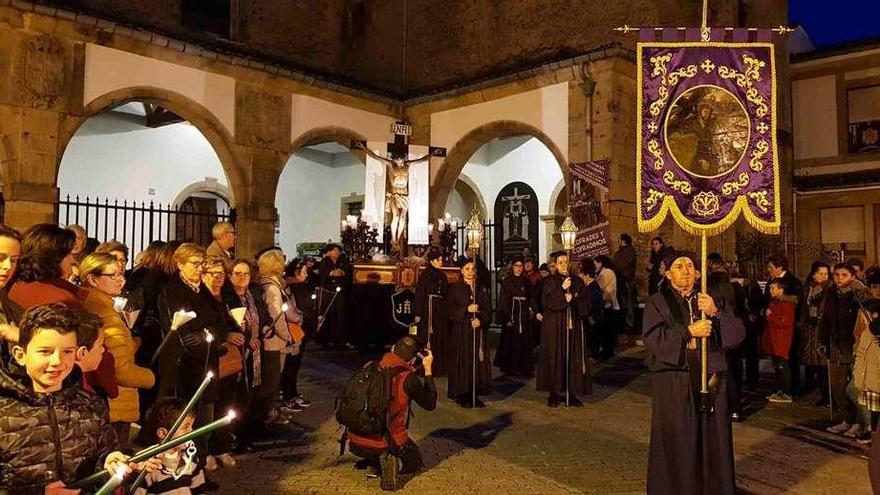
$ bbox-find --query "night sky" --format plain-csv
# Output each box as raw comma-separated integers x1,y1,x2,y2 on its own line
789,1,880,48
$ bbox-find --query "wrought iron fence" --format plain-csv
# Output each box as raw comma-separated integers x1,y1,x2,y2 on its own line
57,195,234,269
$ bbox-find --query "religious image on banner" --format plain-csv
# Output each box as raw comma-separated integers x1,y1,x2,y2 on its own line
493,182,539,264
569,160,610,260
636,35,780,235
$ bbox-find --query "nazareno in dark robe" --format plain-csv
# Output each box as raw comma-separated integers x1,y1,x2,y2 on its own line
445,280,492,399
536,273,591,396
642,285,745,495
413,265,449,375
494,274,534,375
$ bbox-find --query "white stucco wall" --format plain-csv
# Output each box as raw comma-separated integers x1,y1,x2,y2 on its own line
291,94,396,145
429,82,569,186
84,44,236,136
59,112,228,205
275,150,365,256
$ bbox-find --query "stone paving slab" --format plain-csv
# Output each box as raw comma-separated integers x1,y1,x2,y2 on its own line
213,348,871,494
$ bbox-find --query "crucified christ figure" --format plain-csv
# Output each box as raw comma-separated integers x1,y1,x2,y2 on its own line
356,146,432,254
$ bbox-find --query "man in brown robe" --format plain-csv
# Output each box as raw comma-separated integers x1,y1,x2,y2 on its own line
642,251,744,495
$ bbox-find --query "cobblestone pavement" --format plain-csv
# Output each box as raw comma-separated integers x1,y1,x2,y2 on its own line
212,347,871,494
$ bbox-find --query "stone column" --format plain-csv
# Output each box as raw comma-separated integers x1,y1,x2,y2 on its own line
232,83,291,259
0,31,82,231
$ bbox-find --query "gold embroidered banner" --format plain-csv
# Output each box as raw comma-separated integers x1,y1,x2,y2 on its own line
636,33,780,236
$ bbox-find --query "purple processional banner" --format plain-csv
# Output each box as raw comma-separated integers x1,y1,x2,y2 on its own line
569,160,610,261
636,31,780,236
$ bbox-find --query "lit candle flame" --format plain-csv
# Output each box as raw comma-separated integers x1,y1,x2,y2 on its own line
226,410,237,420
204,330,214,343
281,302,289,312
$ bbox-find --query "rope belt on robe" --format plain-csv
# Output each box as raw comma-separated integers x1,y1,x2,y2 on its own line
512,296,527,334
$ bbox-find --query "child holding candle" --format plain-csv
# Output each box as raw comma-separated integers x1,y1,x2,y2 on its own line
134,397,207,494
0,304,154,493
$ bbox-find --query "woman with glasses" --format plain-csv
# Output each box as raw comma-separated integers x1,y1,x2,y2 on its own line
199,256,244,470
157,243,228,484
79,252,155,448
224,259,271,451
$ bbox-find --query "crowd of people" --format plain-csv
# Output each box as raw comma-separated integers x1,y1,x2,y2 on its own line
2,217,879,493
0,221,346,493
641,243,880,494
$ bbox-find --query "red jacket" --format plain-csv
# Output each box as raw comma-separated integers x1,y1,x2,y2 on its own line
347,353,414,452
761,298,796,359
9,279,85,311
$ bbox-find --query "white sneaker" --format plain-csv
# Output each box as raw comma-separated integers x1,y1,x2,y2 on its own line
217,453,237,468
844,424,864,438
826,421,851,434
205,455,218,471
769,393,793,404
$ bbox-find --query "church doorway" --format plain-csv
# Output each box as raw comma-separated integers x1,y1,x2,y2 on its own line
56,99,233,267
276,137,366,258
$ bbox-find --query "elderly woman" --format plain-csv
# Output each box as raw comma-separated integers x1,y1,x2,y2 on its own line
96,239,130,273
256,247,302,425
224,258,271,450
9,223,84,310
199,256,244,469
79,252,155,448
156,244,227,469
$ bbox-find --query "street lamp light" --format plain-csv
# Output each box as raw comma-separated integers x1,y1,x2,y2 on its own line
559,214,578,252
465,205,484,254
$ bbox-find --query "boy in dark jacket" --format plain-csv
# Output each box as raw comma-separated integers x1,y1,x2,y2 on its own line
0,304,145,494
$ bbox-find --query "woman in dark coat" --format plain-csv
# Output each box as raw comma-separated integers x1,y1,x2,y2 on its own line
494,256,533,376
413,251,449,375
445,259,492,408
156,244,228,466
800,261,831,404
127,240,178,418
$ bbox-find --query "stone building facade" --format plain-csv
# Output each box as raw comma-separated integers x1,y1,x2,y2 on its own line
0,0,789,277
790,39,880,274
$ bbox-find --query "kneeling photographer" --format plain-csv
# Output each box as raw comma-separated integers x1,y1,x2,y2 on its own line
338,336,437,490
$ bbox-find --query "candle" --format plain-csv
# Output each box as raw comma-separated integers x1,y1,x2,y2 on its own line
93,466,127,495
445,212,452,221
428,223,434,234
127,372,214,493
151,309,198,367
131,411,236,462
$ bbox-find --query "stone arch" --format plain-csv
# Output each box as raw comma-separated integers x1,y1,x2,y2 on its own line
548,178,567,216
453,173,488,220
289,126,370,157
431,120,568,220
60,86,245,206
172,178,234,208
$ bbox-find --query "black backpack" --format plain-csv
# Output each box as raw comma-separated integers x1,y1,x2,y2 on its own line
336,361,404,435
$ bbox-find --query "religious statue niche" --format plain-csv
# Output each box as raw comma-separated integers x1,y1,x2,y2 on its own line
493,182,539,265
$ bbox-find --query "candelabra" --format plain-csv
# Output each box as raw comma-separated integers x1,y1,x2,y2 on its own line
340,215,380,263
435,212,460,262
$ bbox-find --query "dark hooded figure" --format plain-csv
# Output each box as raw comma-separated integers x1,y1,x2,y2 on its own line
445,258,492,408
495,256,534,376
413,250,449,375
316,243,349,347
535,251,591,407
642,251,745,495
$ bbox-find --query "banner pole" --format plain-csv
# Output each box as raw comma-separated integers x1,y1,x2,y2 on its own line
701,0,708,31
700,232,708,394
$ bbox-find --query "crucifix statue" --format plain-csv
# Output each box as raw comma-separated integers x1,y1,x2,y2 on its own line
353,122,446,255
